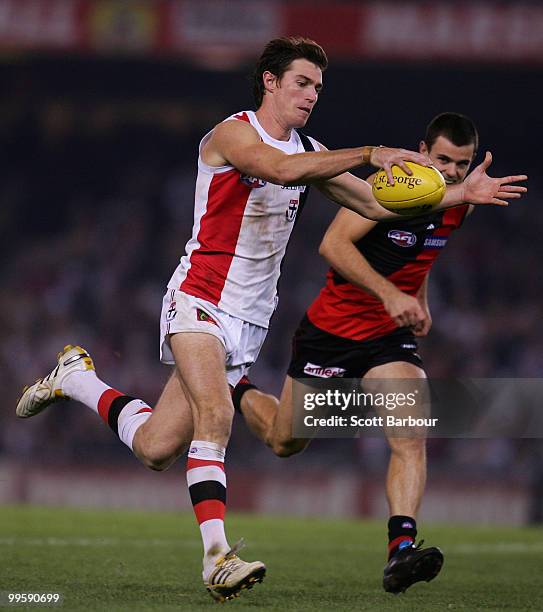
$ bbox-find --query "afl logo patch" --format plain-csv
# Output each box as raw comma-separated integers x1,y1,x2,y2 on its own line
388,230,417,248
240,174,266,188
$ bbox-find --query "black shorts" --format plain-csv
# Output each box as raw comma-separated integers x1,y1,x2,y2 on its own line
288,314,424,380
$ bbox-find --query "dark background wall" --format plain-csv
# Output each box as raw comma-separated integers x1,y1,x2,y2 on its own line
1,50,541,497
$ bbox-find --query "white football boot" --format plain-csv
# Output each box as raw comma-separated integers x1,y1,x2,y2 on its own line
16,345,95,418
203,541,266,602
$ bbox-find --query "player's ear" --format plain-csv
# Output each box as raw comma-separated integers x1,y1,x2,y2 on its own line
262,70,278,94
419,140,429,155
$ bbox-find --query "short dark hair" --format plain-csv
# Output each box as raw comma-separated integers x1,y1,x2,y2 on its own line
253,36,328,107
424,112,479,156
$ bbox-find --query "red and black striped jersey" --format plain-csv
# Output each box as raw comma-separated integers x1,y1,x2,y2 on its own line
307,205,469,341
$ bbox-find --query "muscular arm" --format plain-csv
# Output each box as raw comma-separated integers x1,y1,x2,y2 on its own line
316,151,527,221
202,120,434,221
413,273,432,336
416,273,429,310
315,171,401,221
204,122,527,221
319,207,428,329
202,120,371,185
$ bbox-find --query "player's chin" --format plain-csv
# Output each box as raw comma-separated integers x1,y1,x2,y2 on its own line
293,111,311,127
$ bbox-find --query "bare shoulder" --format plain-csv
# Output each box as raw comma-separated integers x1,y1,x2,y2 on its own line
202,119,261,167
213,118,260,142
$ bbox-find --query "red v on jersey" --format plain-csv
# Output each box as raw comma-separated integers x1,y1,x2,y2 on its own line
180,169,252,304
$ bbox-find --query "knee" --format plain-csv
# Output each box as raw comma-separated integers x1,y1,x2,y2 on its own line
141,452,176,472
269,436,307,458
135,435,186,472
388,437,426,459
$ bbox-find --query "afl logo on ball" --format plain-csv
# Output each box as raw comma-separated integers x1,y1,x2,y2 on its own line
388,230,417,248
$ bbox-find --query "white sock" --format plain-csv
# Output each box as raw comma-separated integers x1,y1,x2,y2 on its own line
186,441,229,569
63,372,152,450
115,399,153,450
201,519,230,569
63,370,110,413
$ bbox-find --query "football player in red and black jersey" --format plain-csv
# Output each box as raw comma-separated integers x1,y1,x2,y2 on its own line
234,113,479,594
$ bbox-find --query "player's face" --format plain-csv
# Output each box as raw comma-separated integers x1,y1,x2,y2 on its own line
420,135,475,184
274,58,323,128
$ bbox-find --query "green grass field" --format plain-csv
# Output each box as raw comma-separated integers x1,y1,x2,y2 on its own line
1,506,542,611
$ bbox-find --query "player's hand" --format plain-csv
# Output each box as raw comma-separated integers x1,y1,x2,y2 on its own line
413,306,432,337
370,147,432,185
382,290,427,329
462,151,528,206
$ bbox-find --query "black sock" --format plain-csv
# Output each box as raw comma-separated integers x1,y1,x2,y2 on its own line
387,515,417,559
231,377,258,413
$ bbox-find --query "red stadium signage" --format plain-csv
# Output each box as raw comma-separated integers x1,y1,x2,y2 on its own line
85,0,160,54
169,0,280,47
0,0,542,64
358,2,543,63
0,0,82,49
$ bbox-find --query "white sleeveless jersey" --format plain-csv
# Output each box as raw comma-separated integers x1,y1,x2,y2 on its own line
168,110,319,328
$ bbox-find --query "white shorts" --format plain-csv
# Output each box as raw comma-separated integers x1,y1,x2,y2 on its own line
159,289,268,387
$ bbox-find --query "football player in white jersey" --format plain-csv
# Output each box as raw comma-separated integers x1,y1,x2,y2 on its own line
16,37,527,603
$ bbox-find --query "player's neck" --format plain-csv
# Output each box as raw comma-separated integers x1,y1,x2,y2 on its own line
254,107,292,142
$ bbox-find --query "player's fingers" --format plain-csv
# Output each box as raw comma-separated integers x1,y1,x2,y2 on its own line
408,310,424,327
496,192,521,199
480,150,493,170
490,198,509,206
385,164,395,185
396,314,409,327
405,151,431,167
499,185,527,193
501,175,528,184
419,154,432,167
397,160,412,175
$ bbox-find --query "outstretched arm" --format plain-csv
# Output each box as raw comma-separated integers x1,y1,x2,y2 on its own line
444,151,527,207
201,120,431,187
316,150,527,221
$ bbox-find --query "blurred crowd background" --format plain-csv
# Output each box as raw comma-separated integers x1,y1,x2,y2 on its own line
1,0,542,523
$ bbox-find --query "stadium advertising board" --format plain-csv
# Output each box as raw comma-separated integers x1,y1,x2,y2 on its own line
0,0,542,64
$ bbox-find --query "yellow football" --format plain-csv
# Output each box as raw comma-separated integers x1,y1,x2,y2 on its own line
372,162,446,215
